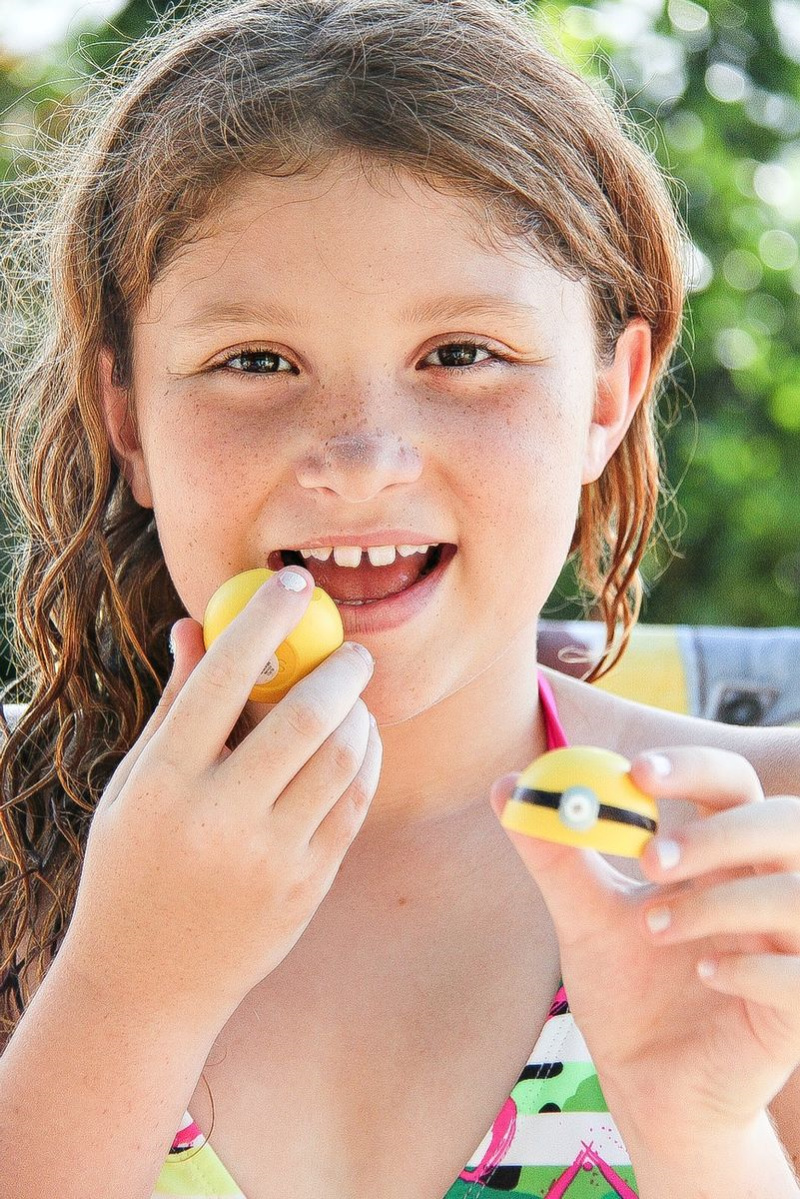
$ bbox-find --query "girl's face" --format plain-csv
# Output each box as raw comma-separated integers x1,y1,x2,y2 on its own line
101,155,649,729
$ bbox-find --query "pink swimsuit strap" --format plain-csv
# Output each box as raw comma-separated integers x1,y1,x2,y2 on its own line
538,670,569,749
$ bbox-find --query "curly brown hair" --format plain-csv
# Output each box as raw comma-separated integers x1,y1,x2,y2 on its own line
0,0,685,1045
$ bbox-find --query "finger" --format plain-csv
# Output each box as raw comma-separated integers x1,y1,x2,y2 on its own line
489,773,631,947
217,639,374,812
640,872,800,948
488,773,520,820
630,746,764,816
696,952,800,1017
640,796,800,882
96,616,205,810
310,709,384,870
164,566,316,769
271,696,372,842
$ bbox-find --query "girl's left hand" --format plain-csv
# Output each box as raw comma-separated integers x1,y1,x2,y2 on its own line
489,746,800,1153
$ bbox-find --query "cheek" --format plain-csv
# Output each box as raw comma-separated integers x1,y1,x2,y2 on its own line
148,390,258,487
456,382,588,507
142,401,258,565
457,385,587,600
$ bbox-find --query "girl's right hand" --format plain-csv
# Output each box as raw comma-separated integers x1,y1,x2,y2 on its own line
60,566,382,1027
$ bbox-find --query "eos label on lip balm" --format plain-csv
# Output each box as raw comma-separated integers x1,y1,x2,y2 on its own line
257,655,280,684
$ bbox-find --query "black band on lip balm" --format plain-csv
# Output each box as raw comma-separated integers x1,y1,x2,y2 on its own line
513,786,658,833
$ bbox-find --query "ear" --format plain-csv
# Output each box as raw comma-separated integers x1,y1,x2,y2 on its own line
582,318,653,485
98,347,153,509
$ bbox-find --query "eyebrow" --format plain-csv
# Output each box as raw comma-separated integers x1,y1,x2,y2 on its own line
178,293,541,331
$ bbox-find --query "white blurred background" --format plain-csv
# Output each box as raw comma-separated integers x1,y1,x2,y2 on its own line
0,0,127,56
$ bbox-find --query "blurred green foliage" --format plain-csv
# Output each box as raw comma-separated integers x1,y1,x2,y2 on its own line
0,0,798,637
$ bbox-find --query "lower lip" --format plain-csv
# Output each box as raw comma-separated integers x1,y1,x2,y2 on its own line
334,545,457,635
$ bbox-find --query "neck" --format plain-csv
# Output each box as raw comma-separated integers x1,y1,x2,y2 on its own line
233,623,548,860
349,624,548,853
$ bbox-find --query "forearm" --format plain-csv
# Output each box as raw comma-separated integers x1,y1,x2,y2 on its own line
0,944,224,1199
625,1111,799,1199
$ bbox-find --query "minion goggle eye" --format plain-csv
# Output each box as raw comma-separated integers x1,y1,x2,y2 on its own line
558,786,601,831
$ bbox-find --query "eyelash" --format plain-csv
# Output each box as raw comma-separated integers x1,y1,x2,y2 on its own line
208,338,511,378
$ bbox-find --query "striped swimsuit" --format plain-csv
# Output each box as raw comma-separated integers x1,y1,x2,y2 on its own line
154,674,639,1198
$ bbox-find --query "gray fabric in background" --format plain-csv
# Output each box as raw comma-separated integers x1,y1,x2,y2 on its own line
538,622,800,727
678,627,800,726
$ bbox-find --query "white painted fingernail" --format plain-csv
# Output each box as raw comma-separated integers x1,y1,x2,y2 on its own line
643,753,672,777
278,569,308,591
349,642,374,668
646,906,672,934
654,838,681,871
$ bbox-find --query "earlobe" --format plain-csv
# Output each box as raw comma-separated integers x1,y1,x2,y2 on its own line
97,347,153,508
582,318,653,485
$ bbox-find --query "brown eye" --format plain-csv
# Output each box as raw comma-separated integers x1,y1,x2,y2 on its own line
223,349,293,374
425,340,501,370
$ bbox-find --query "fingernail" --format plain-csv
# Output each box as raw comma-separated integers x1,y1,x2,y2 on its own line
646,906,671,934
278,569,309,592
349,642,374,669
642,753,672,778
653,838,681,871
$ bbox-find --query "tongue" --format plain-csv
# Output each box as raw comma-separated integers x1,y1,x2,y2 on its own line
296,551,429,602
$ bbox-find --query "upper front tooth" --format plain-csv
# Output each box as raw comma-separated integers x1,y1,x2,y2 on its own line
297,543,434,567
366,545,397,566
332,546,365,567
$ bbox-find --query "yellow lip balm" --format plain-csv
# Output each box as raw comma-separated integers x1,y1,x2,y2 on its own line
203,567,344,703
500,746,659,858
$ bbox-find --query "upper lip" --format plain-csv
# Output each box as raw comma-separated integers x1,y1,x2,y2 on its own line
271,530,455,552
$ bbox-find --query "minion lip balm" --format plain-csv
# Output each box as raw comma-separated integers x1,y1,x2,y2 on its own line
500,746,659,858
203,567,344,704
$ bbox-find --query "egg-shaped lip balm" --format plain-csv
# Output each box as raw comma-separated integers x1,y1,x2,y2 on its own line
203,567,344,704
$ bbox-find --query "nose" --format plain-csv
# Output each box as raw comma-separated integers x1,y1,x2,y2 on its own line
295,432,422,501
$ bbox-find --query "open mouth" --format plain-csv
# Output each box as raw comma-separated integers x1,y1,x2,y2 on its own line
267,543,454,605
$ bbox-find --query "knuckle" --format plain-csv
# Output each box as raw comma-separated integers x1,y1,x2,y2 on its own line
331,734,362,778
203,646,238,693
282,695,328,741
305,852,340,899
341,765,374,818
348,772,373,810
284,868,321,910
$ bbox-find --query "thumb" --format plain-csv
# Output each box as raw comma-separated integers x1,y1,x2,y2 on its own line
165,616,208,689
489,771,628,946
97,618,206,810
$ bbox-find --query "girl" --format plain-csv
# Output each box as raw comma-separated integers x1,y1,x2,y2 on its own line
0,1,798,1196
